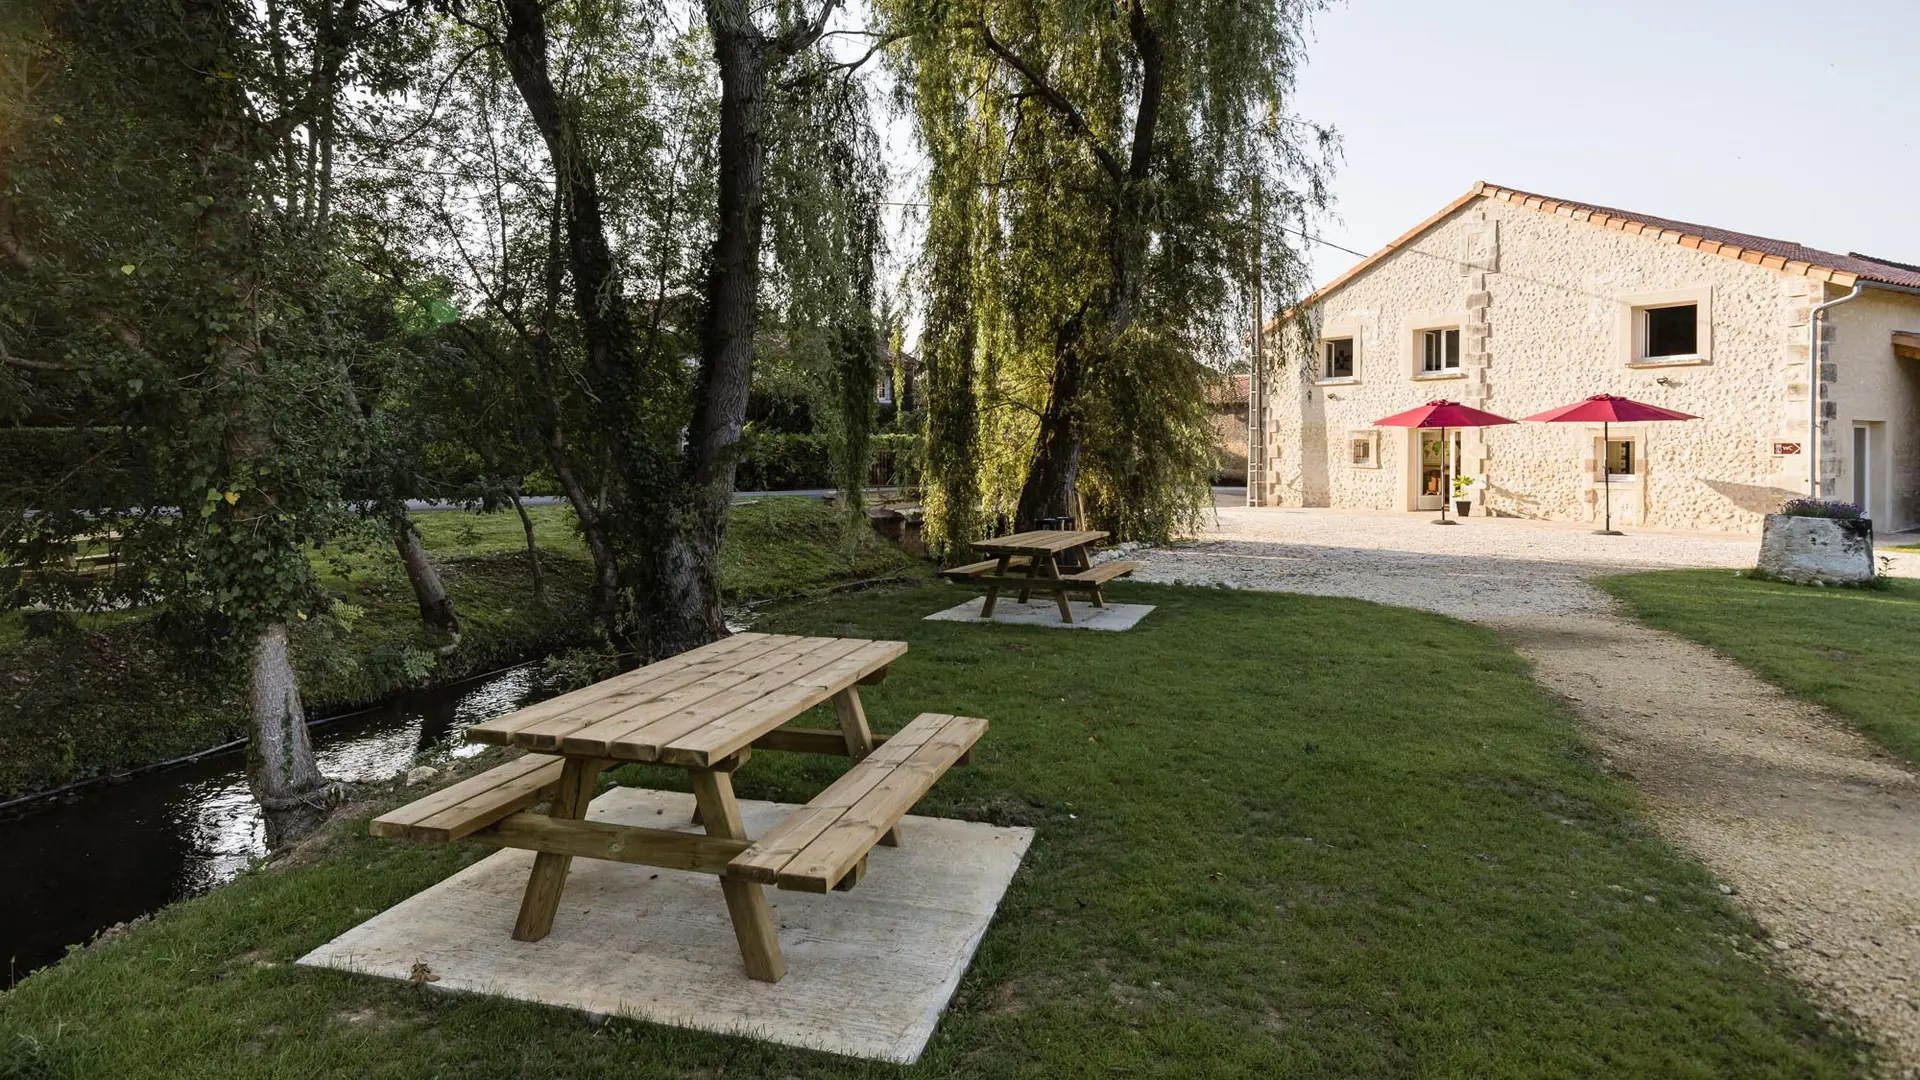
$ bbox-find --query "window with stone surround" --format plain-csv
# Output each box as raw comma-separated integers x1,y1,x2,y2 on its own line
1619,287,1712,366
1322,337,1355,380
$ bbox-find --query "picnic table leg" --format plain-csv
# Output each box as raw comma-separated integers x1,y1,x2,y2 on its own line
1016,554,1046,604
1079,545,1106,608
1042,556,1074,623
832,687,900,847
511,756,606,942
980,554,1012,618
691,768,787,983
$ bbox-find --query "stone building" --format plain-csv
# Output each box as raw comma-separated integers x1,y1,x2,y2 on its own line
1254,182,1920,532
1208,373,1251,484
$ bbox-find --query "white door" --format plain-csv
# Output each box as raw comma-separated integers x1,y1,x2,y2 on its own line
1416,430,1446,510
1853,422,1885,522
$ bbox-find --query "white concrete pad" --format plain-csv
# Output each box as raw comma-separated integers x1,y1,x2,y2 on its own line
299,787,1033,1064
923,596,1155,631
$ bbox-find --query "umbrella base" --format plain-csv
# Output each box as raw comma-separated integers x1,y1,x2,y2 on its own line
1431,518,1459,526
1593,529,1625,536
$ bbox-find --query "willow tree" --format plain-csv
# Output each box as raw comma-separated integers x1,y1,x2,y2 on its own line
885,0,1332,548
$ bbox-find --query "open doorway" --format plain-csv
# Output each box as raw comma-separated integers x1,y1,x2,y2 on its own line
1414,430,1459,511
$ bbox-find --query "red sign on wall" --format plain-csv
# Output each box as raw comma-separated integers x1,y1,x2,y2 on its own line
1772,442,1802,456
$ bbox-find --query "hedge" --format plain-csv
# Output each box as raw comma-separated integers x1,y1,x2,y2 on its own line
734,432,921,491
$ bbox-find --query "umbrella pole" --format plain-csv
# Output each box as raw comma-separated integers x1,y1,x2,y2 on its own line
1596,419,1622,536
1434,426,1456,525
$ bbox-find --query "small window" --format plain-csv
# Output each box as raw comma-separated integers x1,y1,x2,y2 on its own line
1420,328,1461,373
1604,439,1636,478
1644,305,1697,359
1348,429,1379,469
1323,338,1354,379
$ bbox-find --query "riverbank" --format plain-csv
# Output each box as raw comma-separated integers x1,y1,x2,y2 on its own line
0,582,1867,1076
0,498,924,801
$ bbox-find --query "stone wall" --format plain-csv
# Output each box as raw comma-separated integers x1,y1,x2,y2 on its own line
1261,192,1917,532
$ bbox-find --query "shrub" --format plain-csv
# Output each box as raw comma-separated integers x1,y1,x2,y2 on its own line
1780,498,1865,521
734,431,924,491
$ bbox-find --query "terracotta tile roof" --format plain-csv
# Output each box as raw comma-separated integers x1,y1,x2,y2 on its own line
1480,183,1920,290
1286,182,1920,325
1207,373,1250,407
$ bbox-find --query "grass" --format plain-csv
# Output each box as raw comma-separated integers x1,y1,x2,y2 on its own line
0,499,923,799
1600,569,1920,764
0,582,1868,1078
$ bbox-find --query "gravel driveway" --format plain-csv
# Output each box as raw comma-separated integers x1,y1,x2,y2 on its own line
1138,507,1920,1073
1133,507,1772,619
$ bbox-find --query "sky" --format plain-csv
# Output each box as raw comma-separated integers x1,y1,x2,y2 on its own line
1285,0,1920,290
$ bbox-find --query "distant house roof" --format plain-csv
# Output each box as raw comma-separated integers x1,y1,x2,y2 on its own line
1206,373,1250,408
1291,181,1920,321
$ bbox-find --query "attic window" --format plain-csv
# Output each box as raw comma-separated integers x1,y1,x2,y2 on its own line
1644,305,1698,359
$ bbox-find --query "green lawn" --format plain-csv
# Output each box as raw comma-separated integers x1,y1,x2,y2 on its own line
0,583,1866,1078
0,499,924,799
1600,570,1920,764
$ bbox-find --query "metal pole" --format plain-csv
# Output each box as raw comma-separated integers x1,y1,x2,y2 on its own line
1434,427,1456,524
1248,184,1264,508
1596,420,1622,536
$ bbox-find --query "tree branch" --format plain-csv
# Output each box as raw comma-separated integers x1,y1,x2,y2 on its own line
773,0,842,57
973,21,1123,184
0,338,79,372
1124,0,1164,182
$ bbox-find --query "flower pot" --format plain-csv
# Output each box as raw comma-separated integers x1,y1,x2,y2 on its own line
1454,500,1472,518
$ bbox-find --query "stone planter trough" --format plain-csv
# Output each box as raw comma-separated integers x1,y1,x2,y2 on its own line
1755,513,1874,585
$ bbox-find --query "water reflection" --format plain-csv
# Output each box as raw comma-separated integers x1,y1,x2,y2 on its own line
2,665,542,983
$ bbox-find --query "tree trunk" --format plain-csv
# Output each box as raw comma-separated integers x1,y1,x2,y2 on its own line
635,2,777,658
247,622,332,848
509,486,546,605
1014,345,1087,528
391,511,459,640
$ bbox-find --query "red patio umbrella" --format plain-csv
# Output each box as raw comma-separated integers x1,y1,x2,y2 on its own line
1522,394,1700,535
1375,401,1517,524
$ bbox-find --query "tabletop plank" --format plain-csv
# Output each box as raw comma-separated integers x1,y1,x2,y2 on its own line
467,633,772,745
564,637,856,758
657,640,908,767
505,635,802,750
606,638,883,763
973,529,1108,555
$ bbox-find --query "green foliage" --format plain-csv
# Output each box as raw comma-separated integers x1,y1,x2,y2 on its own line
0,0,437,659
884,0,1334,544
0,585,1866,1076
732,431,921,491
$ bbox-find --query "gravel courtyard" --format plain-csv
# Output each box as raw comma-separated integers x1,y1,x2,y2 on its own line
1137,507,1920,1074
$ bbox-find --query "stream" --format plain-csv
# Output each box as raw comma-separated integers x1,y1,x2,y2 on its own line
2,665,551,985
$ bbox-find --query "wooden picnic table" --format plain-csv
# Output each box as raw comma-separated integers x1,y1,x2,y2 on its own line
370,632,985,983
944,529,1139,624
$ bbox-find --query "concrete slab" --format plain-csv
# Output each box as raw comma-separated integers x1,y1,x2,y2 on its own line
923,596,1155,631
299,787,1033,1064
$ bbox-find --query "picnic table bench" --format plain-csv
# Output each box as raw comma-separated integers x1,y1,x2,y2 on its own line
941,528,1139,623
370,632,985,983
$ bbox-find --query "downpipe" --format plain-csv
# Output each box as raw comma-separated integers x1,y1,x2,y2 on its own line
1807,282,1864,496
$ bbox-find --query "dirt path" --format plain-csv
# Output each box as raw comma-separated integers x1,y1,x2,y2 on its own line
1495,613,1920,1074
1136,509,1920,1072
